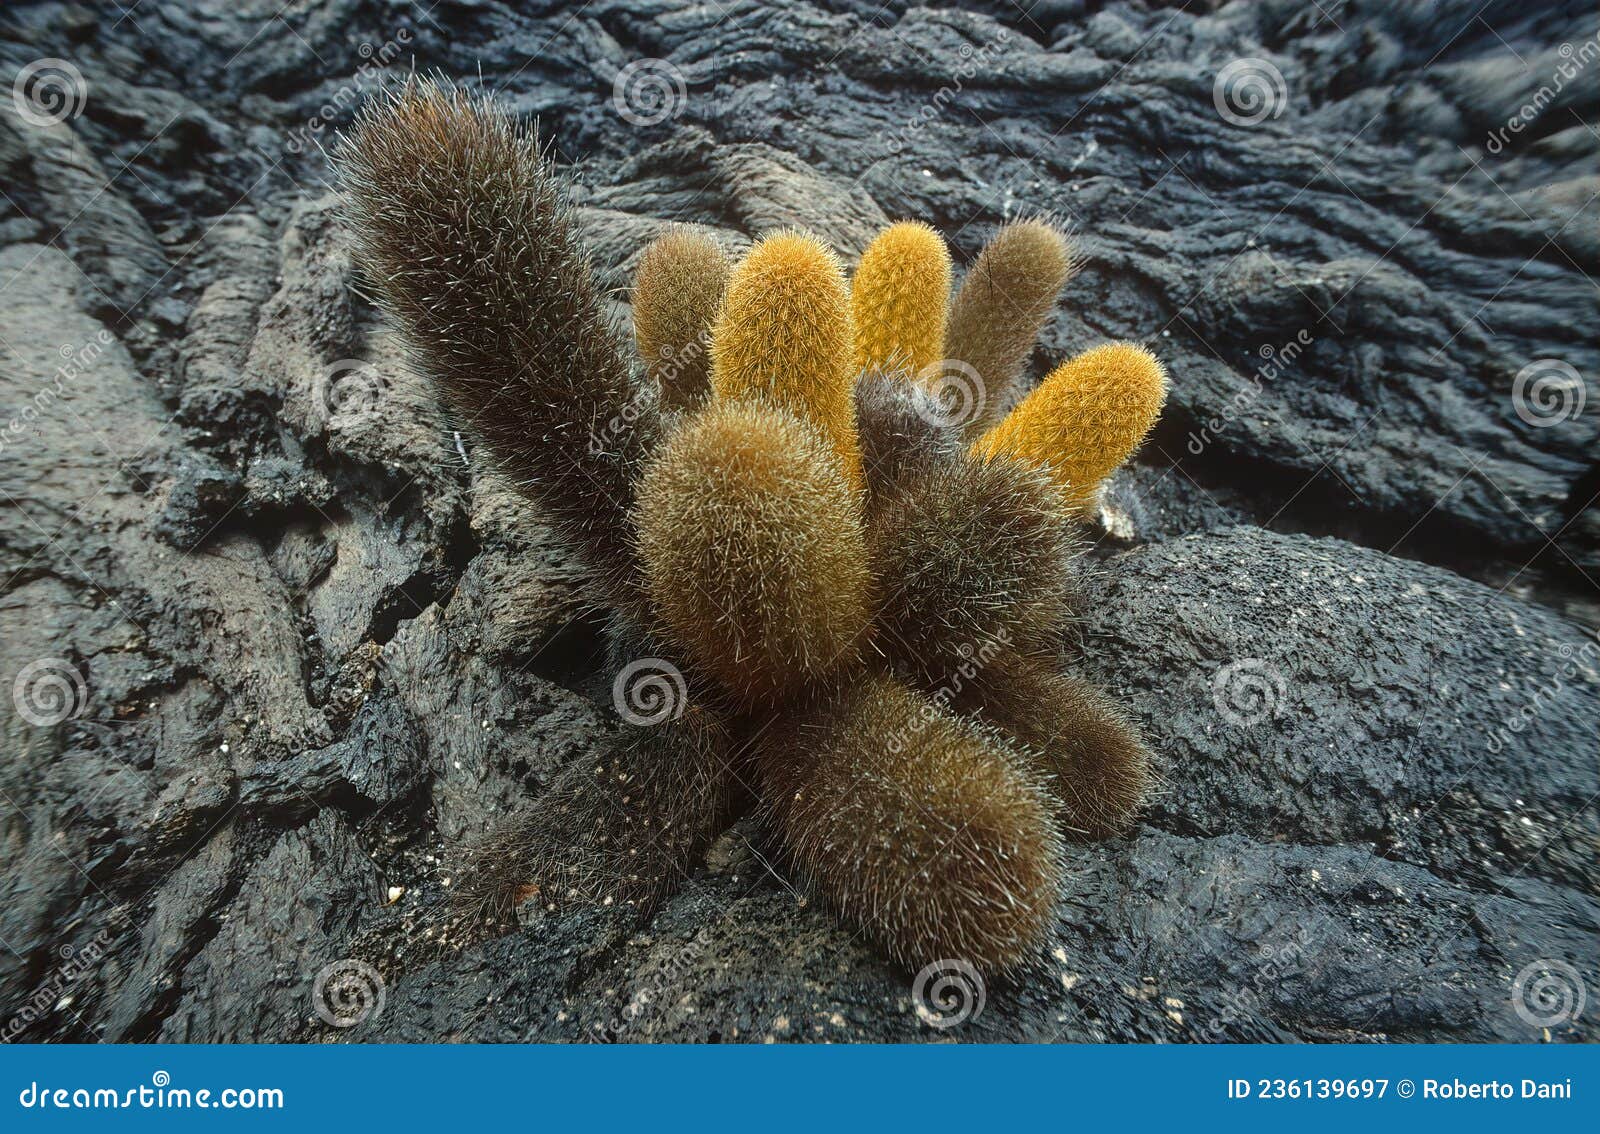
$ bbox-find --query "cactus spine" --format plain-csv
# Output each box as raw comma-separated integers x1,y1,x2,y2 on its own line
710,231,862,487
633,227,729,412
756,674,1062,972
849,221,952,378
335,79,655,609
944,220,1076,435
634,398,872,704
973,342,1168,514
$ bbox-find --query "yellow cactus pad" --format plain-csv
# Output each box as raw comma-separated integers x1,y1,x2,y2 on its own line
849,221,952,377
710,231,860,486
973,342,1167,511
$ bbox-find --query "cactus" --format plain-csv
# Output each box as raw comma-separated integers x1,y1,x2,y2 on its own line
457,699,738,922
633,227,729,412
710,231,861,487
335,79,655,610
973,342,1168,515
854,368,961,511
453,621,741,920
867,451,1078,684
342,83,1169,980
634,398,872,705
756,675,1062,972
944,657,1151,840
944,220,1076,435
849,221,952,377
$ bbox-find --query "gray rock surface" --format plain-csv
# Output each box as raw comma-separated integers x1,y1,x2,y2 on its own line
0,0,1594,1043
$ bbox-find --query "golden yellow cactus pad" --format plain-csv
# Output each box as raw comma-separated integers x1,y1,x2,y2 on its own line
849,221,952,377
973,342,1168,511
710,231,860,486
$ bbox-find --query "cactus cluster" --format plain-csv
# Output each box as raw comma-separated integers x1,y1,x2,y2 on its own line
337,81,1167,977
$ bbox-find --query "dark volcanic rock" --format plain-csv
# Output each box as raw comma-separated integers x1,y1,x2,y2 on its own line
362,534,1599,1044
1084,528,1599,895
0,0,1594,1043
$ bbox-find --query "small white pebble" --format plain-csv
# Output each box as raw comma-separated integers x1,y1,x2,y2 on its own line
218,743,229,753
386,885,405,904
